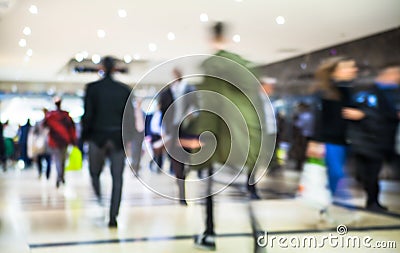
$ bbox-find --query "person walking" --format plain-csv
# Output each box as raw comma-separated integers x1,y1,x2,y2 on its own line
81,56,136,227
310,56,358,197
192,22,268,250
44,97,77,188
345,63,400,211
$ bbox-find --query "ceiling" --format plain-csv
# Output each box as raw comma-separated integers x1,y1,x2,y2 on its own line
0,0,399,85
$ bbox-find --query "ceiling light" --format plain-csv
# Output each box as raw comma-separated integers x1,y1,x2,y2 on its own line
26,49,33,57
97,29,106,38
81,51,89,59
148,43,157,52
29,5,38,14
92,54,101,64
276,16,285,25
124,54,132,63
75,53,84,62
23,27,31,36
19,39,27,47
200,13,208,22
167,32,175,41
118,9,127,18
133,54,141,60
232,34,241,43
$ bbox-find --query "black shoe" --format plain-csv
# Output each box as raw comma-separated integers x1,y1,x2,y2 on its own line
367,203,388,212
108,218,118,228
250,191,261,200
247,183,261,200
56,180,60,188
180,200,188,206
194,233,216,251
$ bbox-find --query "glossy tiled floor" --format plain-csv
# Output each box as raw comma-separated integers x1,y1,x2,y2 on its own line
0,159,399,253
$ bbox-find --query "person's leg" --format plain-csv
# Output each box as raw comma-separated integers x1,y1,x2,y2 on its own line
45,153,52,179
205,167,214,235
108,143,125,227
355,153,384,209
325,143,347,196
130,131,144,173
51,148,64,187
169,132,188,204
247,173,260,200
155,153,163,169
195,167,216,250
297,136,308,171
37,154,43,178
88,142,106,200
171,157,186,205
59,147,67,183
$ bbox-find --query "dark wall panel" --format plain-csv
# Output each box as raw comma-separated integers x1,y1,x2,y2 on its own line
256,28,400,96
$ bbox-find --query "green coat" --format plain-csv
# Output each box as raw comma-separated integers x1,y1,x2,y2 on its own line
189,50,268,173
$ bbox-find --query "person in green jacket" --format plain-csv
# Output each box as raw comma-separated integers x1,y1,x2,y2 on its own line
193,21,274,251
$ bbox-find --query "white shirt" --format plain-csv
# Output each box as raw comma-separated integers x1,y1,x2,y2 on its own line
150,110,162,135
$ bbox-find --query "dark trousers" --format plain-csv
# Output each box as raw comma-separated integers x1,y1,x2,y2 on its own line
170,155,186,200
130,131,144,173
89,141,125,219
37,153,51,179
354,153,383,206
205,167,214,235
169,129,188,201
19,143,32,167
51,147,67,183
151,134,164,169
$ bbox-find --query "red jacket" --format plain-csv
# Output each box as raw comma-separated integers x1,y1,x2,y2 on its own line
45,110,76,148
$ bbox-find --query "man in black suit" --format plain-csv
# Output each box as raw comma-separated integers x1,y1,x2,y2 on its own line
81,56,135,227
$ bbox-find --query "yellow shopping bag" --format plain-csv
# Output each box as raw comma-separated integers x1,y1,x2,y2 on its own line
65,146,82,171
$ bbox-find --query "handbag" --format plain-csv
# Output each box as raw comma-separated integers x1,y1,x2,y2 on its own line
65,146,83,171
298,158,332,209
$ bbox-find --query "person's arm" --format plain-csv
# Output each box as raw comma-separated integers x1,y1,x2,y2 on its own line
81,85,93,141
342,108,365,120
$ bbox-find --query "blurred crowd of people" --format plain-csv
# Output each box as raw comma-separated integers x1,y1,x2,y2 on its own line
0,21,399,251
